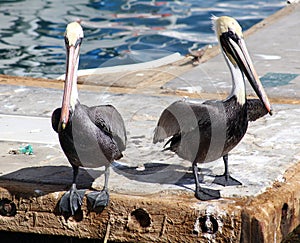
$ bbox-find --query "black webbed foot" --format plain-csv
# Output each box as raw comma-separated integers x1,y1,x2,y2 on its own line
86,189,110,210
59,183,86,215
192,161,221,201
194,187,220,201
215,154,242,186
213,175,242,187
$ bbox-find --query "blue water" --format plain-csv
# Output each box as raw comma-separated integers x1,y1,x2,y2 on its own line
0,0,285,79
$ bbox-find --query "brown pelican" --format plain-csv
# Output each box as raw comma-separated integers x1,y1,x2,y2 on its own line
153,16,272,201
52,22,127,215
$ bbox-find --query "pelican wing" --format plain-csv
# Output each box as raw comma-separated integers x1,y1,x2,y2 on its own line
246,99,268,122
88,105,127,152
51,108,61,133
153,100,213,144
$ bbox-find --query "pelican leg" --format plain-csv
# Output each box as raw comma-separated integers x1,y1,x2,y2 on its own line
213,154,242,186
59,165,86,215
193,161,220,200
87,166,110,209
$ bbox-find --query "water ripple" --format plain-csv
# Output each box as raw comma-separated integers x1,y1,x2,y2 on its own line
0,0,285,78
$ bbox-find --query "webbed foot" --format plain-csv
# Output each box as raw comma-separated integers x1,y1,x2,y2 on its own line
86,190,110,210
213,175,242,186
195,187,220,201
59,183,86,215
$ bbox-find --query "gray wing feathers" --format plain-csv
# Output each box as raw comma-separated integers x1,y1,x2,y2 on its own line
89,105,127,151
153,100,211,143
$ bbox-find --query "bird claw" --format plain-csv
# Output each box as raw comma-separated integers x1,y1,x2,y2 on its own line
213,175,242,187
59,186,86,215
195,187,220,201
86,190,110,209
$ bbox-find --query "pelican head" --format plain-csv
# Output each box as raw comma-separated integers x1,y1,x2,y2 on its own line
213,16,272,115
59,21,84,131
65,22,84,47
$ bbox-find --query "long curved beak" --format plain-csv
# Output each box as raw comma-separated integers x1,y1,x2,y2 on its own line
221,34,273,115
58,44,80,131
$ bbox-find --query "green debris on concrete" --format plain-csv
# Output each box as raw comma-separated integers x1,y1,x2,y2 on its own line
19,144,33,155
9,144,34,155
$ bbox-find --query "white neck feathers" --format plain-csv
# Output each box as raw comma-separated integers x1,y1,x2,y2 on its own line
223,52,246,105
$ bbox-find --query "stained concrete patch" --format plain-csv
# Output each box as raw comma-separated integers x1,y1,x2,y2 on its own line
261,72,299,87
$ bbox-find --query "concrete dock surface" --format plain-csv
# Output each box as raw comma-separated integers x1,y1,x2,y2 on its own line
0,3,300,242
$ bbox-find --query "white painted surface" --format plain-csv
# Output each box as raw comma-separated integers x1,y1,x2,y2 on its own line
0,114,58,145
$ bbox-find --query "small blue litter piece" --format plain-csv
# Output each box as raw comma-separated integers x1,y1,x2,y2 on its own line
19,144,33,155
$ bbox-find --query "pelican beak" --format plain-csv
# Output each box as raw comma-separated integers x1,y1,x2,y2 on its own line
220,31,273,115
59,32,82,131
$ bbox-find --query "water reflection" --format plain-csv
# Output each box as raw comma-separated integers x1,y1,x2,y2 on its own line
0,0,285,78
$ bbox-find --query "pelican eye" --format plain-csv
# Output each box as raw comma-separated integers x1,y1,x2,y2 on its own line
64,37,83,48
227,29,240,43
75,37,83,48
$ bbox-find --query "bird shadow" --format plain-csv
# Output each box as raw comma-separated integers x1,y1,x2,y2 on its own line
0,165,102,199
0,165,107,218
0,162,216,196
111,161,213,192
